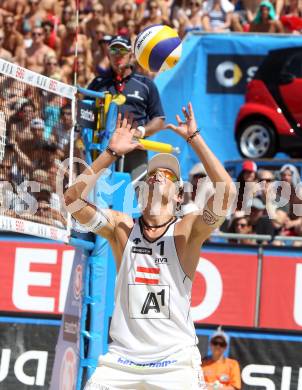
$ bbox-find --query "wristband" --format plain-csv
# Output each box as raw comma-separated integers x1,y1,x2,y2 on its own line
186,129,200,144
137,125,146,138
106,146,120,158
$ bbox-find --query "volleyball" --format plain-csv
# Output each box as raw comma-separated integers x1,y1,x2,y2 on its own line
134,25,182,73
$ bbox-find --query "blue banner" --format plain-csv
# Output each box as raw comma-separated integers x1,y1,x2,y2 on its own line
153,33,302,179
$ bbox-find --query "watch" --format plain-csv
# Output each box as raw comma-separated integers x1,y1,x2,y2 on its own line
137,125,146,138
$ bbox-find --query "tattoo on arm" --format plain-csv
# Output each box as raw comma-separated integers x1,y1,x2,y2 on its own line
202,206,225,228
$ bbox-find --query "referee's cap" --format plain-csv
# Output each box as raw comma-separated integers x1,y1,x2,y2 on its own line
148,153,182,185
109,35,132,50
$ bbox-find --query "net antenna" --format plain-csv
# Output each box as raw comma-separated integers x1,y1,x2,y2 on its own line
0,111,6,162
73,0,80,86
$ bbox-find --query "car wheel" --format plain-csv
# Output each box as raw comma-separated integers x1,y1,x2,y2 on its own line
237,120,277,158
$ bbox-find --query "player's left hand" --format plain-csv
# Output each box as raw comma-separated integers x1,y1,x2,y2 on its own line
109,113,145,156
165,102,198,140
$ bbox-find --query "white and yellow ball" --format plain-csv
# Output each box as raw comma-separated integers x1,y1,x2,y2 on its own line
134,25,182,73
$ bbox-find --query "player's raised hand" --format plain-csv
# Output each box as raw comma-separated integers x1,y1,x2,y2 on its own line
165,102,198,140
109,113,145,155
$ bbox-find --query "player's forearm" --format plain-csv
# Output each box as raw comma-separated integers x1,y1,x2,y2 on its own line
64,149,116,204
190,134,236,208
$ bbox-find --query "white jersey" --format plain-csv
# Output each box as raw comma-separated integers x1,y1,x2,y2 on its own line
109,217,198,362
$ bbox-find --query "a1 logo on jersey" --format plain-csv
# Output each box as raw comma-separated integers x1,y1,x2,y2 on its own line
128,284,170,319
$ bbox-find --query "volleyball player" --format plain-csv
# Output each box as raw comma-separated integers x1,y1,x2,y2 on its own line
64,103,235,389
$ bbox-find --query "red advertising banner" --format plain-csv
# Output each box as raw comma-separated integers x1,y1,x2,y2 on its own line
1,241,302,331
0,241,75,315
191,250,258,327
260,253,302,330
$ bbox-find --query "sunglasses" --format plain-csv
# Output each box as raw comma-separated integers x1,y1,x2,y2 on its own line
235,223,248,228
32,32,43,36
109,47,130,55
147,169,178,183
261,178,274,182
211,340,227,347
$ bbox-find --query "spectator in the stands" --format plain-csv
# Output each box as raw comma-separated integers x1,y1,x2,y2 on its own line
54,104,73,153
228,211,255,244
177,0,205,38
139,0,169,31
250,1,284,32
60,19,92,84
90,26,111,75
116,2,136,35
3,15,25,66
43,54,66,82
202,327,241,390
182,162,214,215
21,0,47,38
236,160,257,211
257,169,275,201
9,100,36,140
203,0,235,32
57,5,74,38
249,197,266,226
0,28,13,61
1,0,26,24
281,0,302,33
277,164,302,233
25,26,55,73
230,0,255,31
84,2,112,41
42,20,61,57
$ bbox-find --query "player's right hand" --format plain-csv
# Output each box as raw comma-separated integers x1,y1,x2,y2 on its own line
109,113,145,156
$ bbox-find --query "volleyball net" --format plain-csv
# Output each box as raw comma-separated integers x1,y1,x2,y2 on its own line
0,59,76,242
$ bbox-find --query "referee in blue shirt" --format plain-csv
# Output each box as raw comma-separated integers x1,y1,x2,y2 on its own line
87,35,165,179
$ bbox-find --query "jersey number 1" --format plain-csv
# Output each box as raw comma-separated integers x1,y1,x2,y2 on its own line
157,241,165,256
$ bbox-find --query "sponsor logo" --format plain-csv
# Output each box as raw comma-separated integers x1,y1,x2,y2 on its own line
127,90,144,101
0,348,48,385
63,314,78,343
136,30,152,50
59,347,77,390
80,108,95,122
155,257,168,264
242,364,302,389
73,264,82,300
15,67,25,80
207,54,264,94
133,238,141,245
131,247,152,255
117,357,177,368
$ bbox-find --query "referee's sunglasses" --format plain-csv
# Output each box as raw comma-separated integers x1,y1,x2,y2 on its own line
109,47,130,56
147,169,178,183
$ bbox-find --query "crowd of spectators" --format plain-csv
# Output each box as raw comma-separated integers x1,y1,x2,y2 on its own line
0,0,300,86
0,76,85,228
0,0,301,235
185,159,302,246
